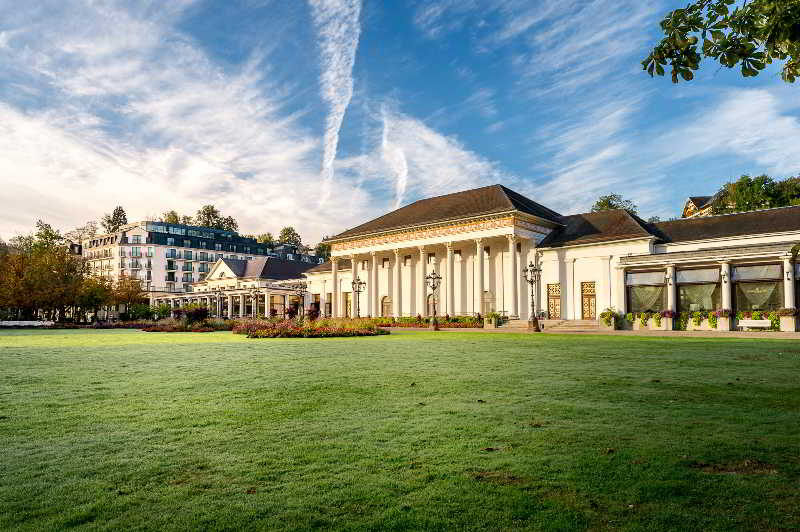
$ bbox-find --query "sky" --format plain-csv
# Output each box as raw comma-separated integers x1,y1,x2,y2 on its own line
0,0,799,244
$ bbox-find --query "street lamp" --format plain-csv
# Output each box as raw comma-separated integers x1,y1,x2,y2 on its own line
351,276,366,318
522,261,542,332
425,271,442,331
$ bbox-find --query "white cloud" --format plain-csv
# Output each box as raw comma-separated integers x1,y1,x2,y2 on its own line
0,1,373,243
308,0,362,206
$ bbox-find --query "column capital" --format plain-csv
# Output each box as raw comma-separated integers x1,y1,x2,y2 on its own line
445,241,453,251
370,250,377,256
393,248,401,257
506,234,517,243
475,237,483,245
418,245,425,254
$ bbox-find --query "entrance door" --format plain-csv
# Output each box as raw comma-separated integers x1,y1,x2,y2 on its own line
581,282,596,320
547,283,561,319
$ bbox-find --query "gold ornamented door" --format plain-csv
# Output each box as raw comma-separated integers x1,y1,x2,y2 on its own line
581,282,596,320
547,283,561,319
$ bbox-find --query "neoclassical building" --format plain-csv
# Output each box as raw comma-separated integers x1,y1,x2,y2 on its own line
304,184,799,329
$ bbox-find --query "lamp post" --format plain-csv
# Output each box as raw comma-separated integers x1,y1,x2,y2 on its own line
522,261,542,332
351,276,366,318
425,270,442,331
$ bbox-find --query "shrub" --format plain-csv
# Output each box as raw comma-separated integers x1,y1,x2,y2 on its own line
247,319,389,339
768,311,780,331
625,312,634,323
653,312,662,327
691,311,706,327
599,307,618,327
708,312,718,329
181,304,209,324
639,312,651,327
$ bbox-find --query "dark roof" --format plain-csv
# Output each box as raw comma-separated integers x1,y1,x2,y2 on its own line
649,205,800,243
688,196,712,209
304,259,352,274
539,209,653,248
329,184,563,240
220,257,315,280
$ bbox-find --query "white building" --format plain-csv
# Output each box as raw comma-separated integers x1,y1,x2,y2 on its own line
82,221,322,295
304,184,799,330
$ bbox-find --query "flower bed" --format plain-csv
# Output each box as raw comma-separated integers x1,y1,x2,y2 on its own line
246,319,389,338
142,325,216,333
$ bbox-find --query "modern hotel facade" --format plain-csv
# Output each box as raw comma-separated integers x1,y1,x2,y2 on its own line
81,221,322,294
303,185,800,330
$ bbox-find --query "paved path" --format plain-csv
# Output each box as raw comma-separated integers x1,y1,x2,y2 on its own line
385,327,800,339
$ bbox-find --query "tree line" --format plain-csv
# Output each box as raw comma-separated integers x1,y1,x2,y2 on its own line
0,221,147,322
591,174,800,221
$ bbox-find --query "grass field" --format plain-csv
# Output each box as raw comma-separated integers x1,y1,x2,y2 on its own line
1,329,799,531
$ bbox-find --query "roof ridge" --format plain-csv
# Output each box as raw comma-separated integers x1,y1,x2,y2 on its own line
656,203,800,225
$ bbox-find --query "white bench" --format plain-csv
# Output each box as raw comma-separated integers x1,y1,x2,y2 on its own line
738,319,772,330
0,320,55,327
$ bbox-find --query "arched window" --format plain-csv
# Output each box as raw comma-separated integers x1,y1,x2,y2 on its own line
381,296,392,317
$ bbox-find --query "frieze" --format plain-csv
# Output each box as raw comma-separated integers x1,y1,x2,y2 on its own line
331,216,516,252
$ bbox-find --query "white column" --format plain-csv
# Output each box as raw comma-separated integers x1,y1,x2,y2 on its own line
721,262,732,311
446,243,454,316
227,295,233,319
393,249,401,317
319,282,327,318
371,252,378,317
475,238,484,315
784,258,795,309
667,265,676,312
418,246,427,316
239,294,245,318
507,235,518,318
351,255,359,316
331,258,340,318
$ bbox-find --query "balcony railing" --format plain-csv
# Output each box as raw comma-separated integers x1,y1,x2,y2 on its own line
131,251,142,258
130,261,141,269
182,265,193,272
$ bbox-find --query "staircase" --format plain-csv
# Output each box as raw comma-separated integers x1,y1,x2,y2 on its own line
500,319,602,332
543,319,601,332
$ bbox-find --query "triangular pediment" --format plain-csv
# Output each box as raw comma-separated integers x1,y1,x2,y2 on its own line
206,259,239,280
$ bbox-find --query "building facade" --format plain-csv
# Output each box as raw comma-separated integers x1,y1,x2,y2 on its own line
81,221,322,295
151,257,315,318
304,184,799,330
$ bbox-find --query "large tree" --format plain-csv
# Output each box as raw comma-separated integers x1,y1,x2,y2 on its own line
101,206,128,234
64,221,97,243
193,205,239,231
712,174,800,213
113,274,147,309
160,210,181,224
278,226,302,246
255,233,275,245
314,238,331,260
590,194,638,215
643,0,800,84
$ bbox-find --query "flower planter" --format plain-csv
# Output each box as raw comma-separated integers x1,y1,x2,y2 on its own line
483,318,497,329
780,316,797,332
686,319,715,331
716,317,732,331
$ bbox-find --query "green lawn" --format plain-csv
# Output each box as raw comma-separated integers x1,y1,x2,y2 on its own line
1,330,799,531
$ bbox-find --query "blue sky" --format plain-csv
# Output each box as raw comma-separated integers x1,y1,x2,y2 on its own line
1,0,799,243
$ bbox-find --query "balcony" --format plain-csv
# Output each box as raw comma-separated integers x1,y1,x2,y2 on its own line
130,261,141,269
166,263,177,271
166,251,178,259
130,251,142,258
145,261,152,269
182,265,193,272
165,275,177,282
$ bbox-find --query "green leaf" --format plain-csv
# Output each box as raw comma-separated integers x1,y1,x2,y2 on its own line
711,30,725,41
656,63,665,76
680,69,694,81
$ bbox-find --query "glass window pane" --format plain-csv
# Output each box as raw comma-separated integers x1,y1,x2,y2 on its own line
628,285,665,312
678,283,720,312
732,264,782,281
626,271,665,286
735,282,783,312
676,268,719,284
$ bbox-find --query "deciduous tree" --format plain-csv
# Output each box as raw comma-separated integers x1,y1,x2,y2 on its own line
101,206,128,234
278,226,302,246
643,0,800,84
591,194,638,215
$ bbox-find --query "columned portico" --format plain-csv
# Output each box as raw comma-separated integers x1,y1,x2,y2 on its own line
418,246,427,316
507,235,518,318
331,258,340,318
474,238,484,315
393,249,401,317
371,252,378,317
783,257,795,309
446,242,454,315
666,265,676,312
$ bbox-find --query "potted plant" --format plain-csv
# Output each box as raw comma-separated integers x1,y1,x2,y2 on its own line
599,308,619,330
714,309,732,331
660,310,676,330
484,312,501,329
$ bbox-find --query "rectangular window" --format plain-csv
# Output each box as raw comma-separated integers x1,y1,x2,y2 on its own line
626,271,666,286
427,253,436,265
200,241,207,249
626,270,666,313
735,282,783,312
676,268,719,284
215,243,222,250
166,248,177,259
184,239,191,247
732,264,782,281
131,235,141,244
146,247,153,257
167,237,175,246
184,250,193,261
678,284,721,312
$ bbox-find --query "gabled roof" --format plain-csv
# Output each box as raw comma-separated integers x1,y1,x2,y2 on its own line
304,259,352,274
688,196,712,209
216,257,315,280
538,209,653,248
650,204,800,243
328,184,563,241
